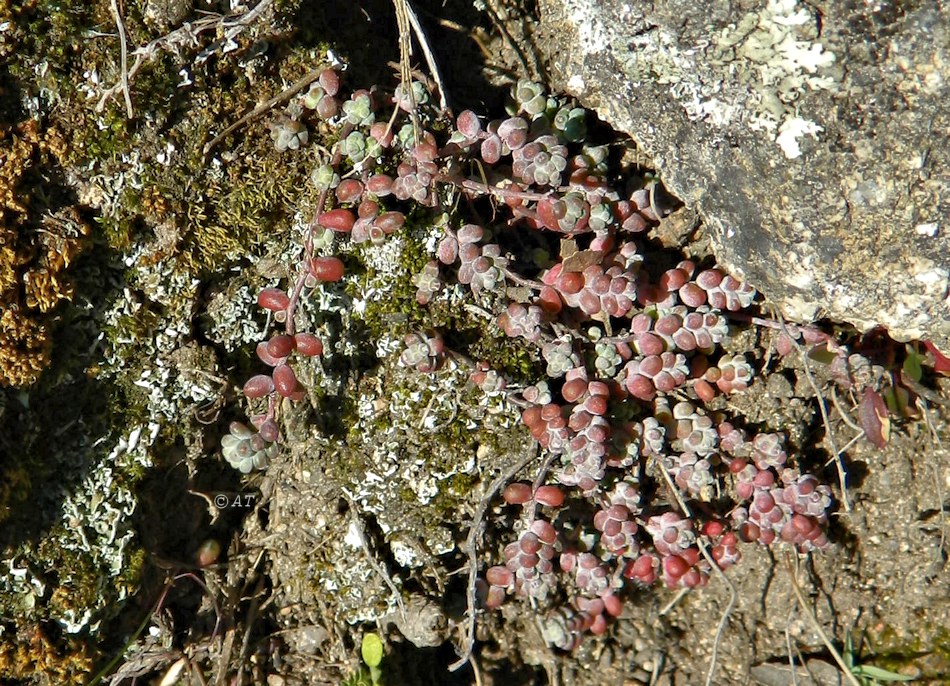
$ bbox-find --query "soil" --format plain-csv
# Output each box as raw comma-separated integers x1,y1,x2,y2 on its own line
0,1,948,685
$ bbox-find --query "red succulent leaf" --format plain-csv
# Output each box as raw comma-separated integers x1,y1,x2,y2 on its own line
243,374,275,399
502,482,532,505
256,341,283,367
257,287,289,312
318,69,340,97
858,387,890,448
294,333,324,357
309,256,346,282
272,363,300,398
319,208,356,232
923,340,950,375
480,134,502,164
536,197,563,231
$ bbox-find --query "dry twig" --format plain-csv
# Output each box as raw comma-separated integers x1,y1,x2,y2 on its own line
830,386,863,433
203,68,323,157
108,0,133,117
449,443,539,671
97,0,275,114
783,552,863,686
774,314,852,512
655,461,737,686
402,0,449,111
785,605,800,686
342,493,407,618
391,0,419,141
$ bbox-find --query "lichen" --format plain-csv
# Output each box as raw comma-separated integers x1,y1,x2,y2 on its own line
258,213,536,624
569,0,839,157
0,0,369,677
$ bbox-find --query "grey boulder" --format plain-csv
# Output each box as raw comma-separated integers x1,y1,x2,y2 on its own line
536,0,950,348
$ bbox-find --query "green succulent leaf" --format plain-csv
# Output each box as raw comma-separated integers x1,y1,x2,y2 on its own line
903,344,924,383
361,633,384,668
806,343,838,365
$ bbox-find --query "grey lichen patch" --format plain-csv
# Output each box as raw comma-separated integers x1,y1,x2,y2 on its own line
204,279,268,354
255,232,536,625
554,0,839,158
0,421,154,634
539,0,950,347
143,0,193,31
1,247,227,633
590,0,839,158
0,224,226,639
266,350,529,626
344,358,501,507
100,250,226,420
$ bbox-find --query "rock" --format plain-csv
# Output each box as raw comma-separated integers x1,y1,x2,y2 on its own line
144,0,194,30
385,596,447,648
536,0,950,348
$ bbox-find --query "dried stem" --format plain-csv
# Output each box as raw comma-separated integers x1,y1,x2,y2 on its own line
391,0,420,142
97,0,275,114
454,176,550,202
109,0,133,118
203,67,324,157
343,493,407,618
402,0,449,111
783,552,863,686
449,444,539,671
775,314,851,512
785,604,800,686
655,461,736,686
830,385,863,433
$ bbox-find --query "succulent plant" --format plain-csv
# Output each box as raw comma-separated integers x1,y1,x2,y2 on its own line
514,79,549,117
217,65,845,651
270,117,308,152
221,421,278,473
399,331,445,373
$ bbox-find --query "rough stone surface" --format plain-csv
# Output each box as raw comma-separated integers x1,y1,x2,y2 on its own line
536,0,950,348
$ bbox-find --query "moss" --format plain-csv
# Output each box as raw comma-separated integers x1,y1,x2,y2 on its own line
470,334,541,385
861,623,950,679
352,223,543,387
0,622,96,685
131,92,321,275
354,235,432,337
397,485,417,504
0,120,90,387
429,473,476,519
10,0,100,84
40,537,109,617
98,305,163,423
0,460,31,526
75,109,132,163
9,0,337,272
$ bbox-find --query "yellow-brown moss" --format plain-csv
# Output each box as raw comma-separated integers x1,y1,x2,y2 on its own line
0,1,12,60
0,120,89,387
0,308,51,387
0,622,95,685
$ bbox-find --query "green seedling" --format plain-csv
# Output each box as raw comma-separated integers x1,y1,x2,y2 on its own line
342,632,385,686
843,630,915,685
